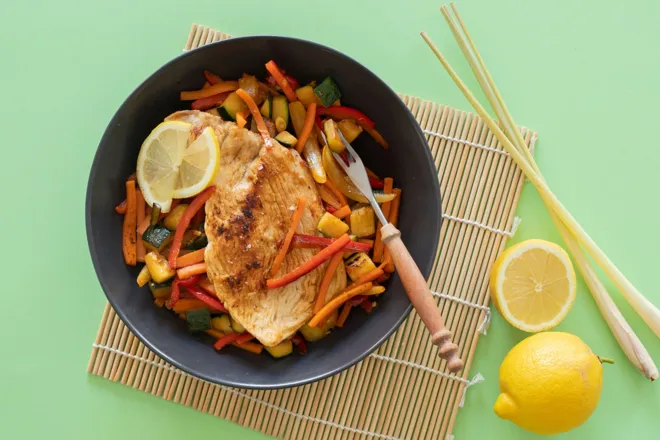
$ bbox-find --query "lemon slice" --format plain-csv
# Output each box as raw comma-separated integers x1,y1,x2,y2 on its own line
490,239,576,332
136,121,220,212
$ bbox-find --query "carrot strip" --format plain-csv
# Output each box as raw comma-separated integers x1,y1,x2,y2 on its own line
176,248,205,268
336,303,352,327
180,80,239,100
265,60,297,102
168,186,215,268
288,234,372,252
136,190,146,263
373,178,394,263
122,180,137,265
236,333,255,345
324,179,348,206
314,252,345,314
154,298,166,308
295,103,316,153
236,109,249,128
115,199,127,214
234,340,264,354
199,279,216,296
171,298,210,313
137,215,151,236
203,70,222,85
332,205,351,219
191,92,230,111
270,197,307,276
267,234,351,289
236,88,272,146
206,329,261,353
206,329,224,339
176,262,207,279
309,282,373,328
343,262,388,292
363,126,388,149
384,187,402,273
214,332,242,351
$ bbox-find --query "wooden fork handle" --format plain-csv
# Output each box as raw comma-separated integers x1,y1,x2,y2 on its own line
381,223,463,373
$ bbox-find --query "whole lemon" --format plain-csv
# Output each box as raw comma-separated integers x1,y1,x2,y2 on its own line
494,332,605,435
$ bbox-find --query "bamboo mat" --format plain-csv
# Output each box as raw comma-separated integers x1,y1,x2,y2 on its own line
87,24,538,440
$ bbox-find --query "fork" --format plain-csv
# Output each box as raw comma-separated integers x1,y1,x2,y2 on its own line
329,131,463,373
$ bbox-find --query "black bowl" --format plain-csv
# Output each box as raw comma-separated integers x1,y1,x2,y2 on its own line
86,36,441,389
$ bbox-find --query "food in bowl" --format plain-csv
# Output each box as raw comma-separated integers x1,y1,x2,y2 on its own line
114,60,402,358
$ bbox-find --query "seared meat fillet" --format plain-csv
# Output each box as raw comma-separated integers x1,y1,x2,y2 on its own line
166,111,347,346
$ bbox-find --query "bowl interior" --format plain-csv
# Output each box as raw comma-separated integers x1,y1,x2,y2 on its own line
87,36,441,389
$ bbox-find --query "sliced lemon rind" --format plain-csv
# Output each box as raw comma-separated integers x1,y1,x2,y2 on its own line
493,240,576,332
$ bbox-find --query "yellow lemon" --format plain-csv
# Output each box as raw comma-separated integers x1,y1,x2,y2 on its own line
490,239,576,332
494,332,607,435
136,121,220,212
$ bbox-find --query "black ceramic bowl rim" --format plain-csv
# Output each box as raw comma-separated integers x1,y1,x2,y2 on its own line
86,35,441,389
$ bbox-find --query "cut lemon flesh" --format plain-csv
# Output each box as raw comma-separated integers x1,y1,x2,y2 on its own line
136,121,219,212
490,239,576,332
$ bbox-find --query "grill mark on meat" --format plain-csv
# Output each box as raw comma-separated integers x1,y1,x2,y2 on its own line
246,261,261,270
241,191,261,221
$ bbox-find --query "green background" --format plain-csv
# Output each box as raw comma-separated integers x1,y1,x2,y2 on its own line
1,0,658,438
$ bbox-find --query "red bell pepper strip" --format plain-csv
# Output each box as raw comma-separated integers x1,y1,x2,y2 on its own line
265,61,298,102
324,204,337,214
289,234,373,252
213,332,241,351
368,176,385,189
360,298,374,313
267,234,351,289
317,106,376,129
168,186,215,269
191,92,230,110
291,334,307,355
183,285,228,312
168,278,181,308
314,115,323,130
203,70,222,85
177,274,203,287
266,73,300,91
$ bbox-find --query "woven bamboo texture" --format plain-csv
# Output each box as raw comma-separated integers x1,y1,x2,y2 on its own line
87,24,538,440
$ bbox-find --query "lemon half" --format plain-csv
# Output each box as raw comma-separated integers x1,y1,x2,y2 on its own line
136,121,220,212
490,239,576,332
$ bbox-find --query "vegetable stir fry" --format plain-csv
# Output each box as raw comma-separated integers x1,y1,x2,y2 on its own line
116,60,401,358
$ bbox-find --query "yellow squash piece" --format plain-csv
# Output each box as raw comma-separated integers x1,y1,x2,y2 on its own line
337,119,363,143
323,119,345,153
299,310,339,342
211,315,232,334
350,207,376,237
144,251,176,283
163,204,190,230
265,339,293,358
317,212,349,238
344,252,377,282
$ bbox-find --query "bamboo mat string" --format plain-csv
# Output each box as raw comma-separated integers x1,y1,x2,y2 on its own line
86,24,538,440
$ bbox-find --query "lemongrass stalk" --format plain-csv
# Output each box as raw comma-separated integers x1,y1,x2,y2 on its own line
438,4,658,379
420,31,660,340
